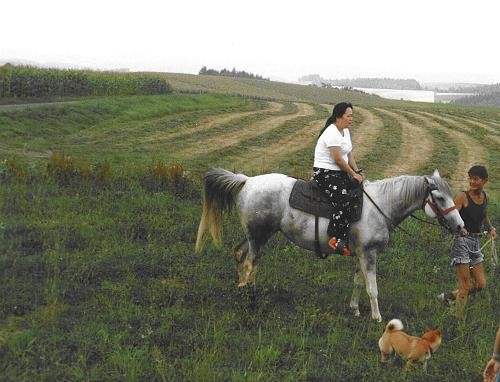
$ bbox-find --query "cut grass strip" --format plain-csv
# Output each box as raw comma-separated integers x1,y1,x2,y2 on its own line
400,111,458,179
402,110,487,191
359,108,403,179
375,108,433,177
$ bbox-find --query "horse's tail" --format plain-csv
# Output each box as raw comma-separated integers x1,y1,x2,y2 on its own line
385,318,404,332
195,168,248,252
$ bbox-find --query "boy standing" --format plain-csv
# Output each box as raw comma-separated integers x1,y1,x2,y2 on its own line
438,165,496,318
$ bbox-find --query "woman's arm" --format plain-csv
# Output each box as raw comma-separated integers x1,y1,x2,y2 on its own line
347,151,359,173
330,147,363,183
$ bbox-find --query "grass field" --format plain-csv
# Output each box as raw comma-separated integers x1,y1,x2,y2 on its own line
0,79,499,381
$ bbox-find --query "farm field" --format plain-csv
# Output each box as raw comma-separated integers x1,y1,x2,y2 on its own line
0,82,499,381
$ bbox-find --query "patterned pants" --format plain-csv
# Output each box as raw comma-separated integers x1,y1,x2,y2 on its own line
312,167,355,240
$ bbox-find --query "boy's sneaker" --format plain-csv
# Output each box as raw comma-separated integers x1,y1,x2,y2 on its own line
328,238,351,256
437,292,455,307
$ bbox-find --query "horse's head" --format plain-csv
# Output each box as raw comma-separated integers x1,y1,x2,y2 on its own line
423,170,465,235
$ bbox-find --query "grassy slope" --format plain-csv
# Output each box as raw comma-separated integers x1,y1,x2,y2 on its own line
155,72,398,106
0,80,499,381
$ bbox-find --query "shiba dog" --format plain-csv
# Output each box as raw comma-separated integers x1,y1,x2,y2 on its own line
378,318,442,371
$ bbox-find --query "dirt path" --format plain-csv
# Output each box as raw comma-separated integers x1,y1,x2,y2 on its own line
374,108,433,177
403,111,488,190
141,101,284,144
173,102,315,159
352,107,384,161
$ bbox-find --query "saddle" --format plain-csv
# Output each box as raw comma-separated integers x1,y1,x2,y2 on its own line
289,179,364,222
289,179,363,257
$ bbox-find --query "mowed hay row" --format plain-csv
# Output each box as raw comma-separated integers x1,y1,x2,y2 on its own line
355,108,404,178
233,116,324,173
441,113,500,136
401,110,490,191
63,100,282,150
139,101,284,145
196,103,327,173
350,106,385,161
238,104,388,176
413,108,499,153
169,103,316,166
268,105,423,180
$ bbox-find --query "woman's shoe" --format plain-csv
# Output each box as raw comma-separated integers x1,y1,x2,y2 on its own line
328,238,351,256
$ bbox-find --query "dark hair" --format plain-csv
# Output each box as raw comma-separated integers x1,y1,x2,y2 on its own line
317,102,353,139
468,165,488,179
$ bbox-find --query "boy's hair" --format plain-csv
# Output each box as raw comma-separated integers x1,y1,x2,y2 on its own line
468,165,488,179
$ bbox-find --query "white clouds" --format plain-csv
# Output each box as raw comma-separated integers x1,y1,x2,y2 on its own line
1,0,499,83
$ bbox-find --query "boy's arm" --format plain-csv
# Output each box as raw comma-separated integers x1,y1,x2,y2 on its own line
454,192,467,211
483,193,497,239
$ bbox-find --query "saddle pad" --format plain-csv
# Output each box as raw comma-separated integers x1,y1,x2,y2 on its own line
289,179,334,219
289,179,364,222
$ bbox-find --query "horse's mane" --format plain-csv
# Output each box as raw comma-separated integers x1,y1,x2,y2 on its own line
367,175,426,207
367,174,452,206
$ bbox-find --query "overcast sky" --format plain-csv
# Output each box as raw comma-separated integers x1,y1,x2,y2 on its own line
2,0,499,84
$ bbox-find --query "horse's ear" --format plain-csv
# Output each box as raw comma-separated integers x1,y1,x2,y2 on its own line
432,169,441,178
425,176,437,190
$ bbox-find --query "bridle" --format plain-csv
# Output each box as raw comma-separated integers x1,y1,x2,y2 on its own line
421,184,457,232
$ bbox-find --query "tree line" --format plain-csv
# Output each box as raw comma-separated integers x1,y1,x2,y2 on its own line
451,88,500,107
299,74,422,90
198,66,269,81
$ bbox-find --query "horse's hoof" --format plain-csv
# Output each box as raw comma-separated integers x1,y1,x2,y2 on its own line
238,282,247,288
352,309,360,317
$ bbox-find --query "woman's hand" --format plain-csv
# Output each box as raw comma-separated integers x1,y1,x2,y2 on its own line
352,173,363,183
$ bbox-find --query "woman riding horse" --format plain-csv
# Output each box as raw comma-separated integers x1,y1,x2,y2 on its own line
312,102,364,256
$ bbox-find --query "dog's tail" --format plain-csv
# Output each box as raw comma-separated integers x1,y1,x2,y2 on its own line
385,318,403,332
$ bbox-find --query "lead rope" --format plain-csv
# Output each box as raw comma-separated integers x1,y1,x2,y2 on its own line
480,237,498,268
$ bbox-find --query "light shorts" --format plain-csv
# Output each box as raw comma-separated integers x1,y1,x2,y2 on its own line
450,235,484,266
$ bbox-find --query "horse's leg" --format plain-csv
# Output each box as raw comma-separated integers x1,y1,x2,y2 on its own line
359,250,382,321
233,239,248,264
234,238,264,287
233,239,252,287
349,267,364,317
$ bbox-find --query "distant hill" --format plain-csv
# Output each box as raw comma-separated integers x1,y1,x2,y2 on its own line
156,72,393,106
298,75,422,90
451,83,500,107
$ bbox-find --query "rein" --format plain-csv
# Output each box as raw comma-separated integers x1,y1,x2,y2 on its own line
362,189,412,235
409,213,440,227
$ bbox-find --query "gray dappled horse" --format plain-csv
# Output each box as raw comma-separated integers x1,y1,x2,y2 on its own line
195,168,465,321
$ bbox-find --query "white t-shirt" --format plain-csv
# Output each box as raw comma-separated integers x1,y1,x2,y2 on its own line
313,124,352,170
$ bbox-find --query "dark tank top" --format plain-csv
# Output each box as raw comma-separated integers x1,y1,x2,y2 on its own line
459,191,488,233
